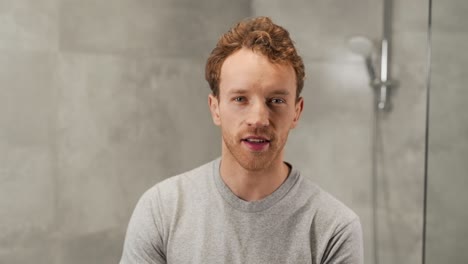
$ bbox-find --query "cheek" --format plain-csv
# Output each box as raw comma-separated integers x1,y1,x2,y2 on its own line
219,106,241,122
273,113,297,132
219,112,239,130
277,126,291,137
272,110,295,123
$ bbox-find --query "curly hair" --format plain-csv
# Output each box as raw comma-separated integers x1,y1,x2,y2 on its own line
205,16,305,99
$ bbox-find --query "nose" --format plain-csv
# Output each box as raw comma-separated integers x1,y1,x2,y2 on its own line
246,100,270,128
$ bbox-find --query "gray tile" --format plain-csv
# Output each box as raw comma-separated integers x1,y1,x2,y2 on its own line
253,0,382,61
431,33,468,68
432,0,468,33
389,46,428,120
425,24,468,264
55,229,125,264
373,146,425,264
0,235,59,264
59,0,250,57
0,145,55,237
429,63,468,152
0,0,59,51
373,109,425,264
316,0,381,37
426,151,468,263
372,59,426,264
252,0,322,59
0,51,58,245
392,0,429,33
56,52,220,235
391,31,429,67
302,61,375,114
0,51,58,146
313,35,380,62
376,205,423,264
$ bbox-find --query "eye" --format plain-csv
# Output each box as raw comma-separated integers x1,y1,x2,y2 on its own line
270,98,285,104
233,96,246,103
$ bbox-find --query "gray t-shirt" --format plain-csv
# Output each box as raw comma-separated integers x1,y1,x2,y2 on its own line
120,159,363,264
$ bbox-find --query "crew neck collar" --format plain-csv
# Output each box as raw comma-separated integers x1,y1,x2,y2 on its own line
212,157,300,213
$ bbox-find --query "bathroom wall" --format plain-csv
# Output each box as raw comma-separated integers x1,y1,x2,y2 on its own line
0,0,249,263
426,0,468,263
0,0,432,263
252,0,428,263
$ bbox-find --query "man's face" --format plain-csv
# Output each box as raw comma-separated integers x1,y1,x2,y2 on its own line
209,48,304,171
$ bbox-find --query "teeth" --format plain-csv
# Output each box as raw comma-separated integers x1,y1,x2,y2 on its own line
246,139,266,143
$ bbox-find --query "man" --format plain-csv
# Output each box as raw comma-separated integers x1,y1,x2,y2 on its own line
120,17,363,264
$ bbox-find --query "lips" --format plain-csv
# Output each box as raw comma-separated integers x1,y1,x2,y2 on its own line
243,138,269,143
241,136,271,151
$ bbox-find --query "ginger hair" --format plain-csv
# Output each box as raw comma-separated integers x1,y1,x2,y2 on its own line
205,16,305,99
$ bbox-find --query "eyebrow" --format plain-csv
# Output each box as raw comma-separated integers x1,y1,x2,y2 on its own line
227,89,290,96
270,89,290,96
228,89,248,95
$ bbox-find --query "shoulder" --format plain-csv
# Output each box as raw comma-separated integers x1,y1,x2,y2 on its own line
121,159,220,264
293,175,363,261
297,176,359,227
297,178,364,263
140,158,218,206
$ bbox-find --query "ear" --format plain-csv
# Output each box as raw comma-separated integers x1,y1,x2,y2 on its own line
290,97,304,129
208,94,221,126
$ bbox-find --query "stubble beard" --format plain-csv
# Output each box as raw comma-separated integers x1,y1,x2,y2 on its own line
222,128,287,171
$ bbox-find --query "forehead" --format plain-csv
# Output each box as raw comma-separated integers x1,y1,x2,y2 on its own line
219,48,296,95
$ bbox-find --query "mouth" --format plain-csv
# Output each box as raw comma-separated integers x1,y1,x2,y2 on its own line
241,136,271,151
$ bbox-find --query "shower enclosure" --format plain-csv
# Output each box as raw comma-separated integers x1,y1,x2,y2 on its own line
0,0,466,263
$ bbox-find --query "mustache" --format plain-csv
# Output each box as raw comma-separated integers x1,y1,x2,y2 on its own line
239,128,275,140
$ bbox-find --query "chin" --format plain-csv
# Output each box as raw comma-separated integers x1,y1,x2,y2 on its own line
229,146,281,171
237,155,274,171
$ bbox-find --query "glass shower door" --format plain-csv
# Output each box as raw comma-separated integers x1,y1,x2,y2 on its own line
425,0,468,263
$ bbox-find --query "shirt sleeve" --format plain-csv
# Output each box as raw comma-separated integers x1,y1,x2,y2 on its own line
321,218,364,264
120,188,166,264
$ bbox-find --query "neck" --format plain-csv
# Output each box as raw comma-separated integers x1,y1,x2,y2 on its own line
220,150,290,202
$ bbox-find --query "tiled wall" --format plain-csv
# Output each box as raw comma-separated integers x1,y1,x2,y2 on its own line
426,0,468,263
0,0,432,263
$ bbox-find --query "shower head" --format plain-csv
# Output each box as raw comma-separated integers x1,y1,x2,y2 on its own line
348,36,374,58
347,36,377,81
